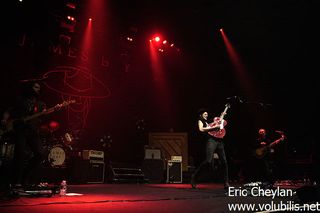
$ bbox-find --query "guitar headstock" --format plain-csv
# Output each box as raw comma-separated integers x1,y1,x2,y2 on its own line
61,99,76,106
225,103,231,108
55,100,76,110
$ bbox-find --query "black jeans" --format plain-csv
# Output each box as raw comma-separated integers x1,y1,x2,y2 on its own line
12,125,44,185
192,137,229,183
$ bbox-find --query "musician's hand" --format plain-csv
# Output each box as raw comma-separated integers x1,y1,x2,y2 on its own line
260,142,267,146
54,104,62,111
211,124,220,129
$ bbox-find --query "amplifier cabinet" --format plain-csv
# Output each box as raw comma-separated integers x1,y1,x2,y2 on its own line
166,160,182,183
82,150,104,161
87,160,105,183
144,148,161,160
142,159,164,183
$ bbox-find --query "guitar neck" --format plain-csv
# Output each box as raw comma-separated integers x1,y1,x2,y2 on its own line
269,137,283,147
23,106,55,122
219,107,229,120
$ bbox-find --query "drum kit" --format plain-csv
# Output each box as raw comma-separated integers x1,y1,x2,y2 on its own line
0,119,81,168
40,122,77,168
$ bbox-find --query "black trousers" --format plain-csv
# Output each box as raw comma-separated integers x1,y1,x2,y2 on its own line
12,125,44,185
192,137,229,183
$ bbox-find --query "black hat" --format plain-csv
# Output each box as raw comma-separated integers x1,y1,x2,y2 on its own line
197,108,208,115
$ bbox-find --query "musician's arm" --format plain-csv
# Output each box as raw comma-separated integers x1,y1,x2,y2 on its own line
198,120,219,132
274,136,285,145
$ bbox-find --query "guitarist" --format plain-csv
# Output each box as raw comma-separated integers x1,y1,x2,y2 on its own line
254,128,285,183
190,108,230,189
1,81,49,189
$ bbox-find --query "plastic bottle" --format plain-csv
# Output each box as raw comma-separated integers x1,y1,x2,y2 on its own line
60,180,67,196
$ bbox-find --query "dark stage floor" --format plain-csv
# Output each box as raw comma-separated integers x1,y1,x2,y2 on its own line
1,183,317,213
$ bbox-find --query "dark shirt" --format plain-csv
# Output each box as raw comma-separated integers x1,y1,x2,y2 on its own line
9,95,46,129
256,135,276,160
198,119,209,138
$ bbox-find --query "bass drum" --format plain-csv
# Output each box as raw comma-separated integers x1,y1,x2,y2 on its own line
48,145,66,167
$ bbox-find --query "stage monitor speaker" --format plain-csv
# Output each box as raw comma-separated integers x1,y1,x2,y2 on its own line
142,159,164,183
167,160,182,183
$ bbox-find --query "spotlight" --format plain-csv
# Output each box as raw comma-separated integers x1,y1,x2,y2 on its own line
154,36,160,42
67,16,76,22
66,2,76,9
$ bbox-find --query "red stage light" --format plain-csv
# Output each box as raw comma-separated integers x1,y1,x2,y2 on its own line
163,40,167,44
154,36,160,42
48,121,60,131
89,18,92,21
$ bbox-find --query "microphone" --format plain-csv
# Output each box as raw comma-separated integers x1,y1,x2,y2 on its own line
237,96,244,103
226,96,237,100
259,102,272,107
226,96,244,103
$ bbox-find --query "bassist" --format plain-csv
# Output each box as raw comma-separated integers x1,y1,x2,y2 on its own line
1,81,47,189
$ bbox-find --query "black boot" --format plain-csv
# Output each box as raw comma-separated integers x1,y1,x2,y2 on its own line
190,175,197,189
224,182,230,190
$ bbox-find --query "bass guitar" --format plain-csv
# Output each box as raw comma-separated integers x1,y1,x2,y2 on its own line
254,134,286,159
0,99,76,136
208,103,231,138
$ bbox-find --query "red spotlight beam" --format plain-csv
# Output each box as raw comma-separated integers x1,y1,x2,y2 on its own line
220,29,256,97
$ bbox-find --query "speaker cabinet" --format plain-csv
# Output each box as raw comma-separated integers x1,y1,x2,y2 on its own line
87,160,105,183
142,159,164,183
167,160,182,183
70,158,105,183
144,148,161,160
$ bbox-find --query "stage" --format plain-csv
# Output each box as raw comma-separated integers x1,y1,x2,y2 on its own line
1,182,315,213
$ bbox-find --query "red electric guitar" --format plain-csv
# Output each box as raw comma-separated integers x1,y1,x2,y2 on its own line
208,103,231,138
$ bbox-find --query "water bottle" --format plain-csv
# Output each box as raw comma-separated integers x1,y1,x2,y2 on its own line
60,180,67,196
